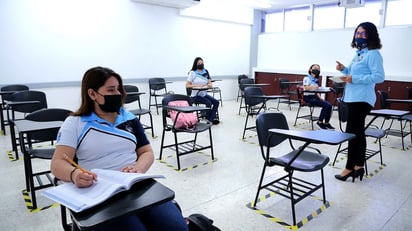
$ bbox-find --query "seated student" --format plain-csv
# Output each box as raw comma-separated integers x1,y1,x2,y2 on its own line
50,66,188,231
186,57,220,125
303,64,334,130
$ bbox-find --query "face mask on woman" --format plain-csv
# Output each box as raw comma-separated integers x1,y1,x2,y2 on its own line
355,38,368,49
311,69,320,76
197,64,204,70
98,94,122,112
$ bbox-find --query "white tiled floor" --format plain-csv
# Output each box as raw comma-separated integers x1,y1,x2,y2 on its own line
1,100,411,231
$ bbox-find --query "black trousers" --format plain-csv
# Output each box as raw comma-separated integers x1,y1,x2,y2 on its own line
345,102,372,170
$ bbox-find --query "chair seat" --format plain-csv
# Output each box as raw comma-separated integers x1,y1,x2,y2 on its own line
270,150,329,172
365,128,386,138
172,122,212,133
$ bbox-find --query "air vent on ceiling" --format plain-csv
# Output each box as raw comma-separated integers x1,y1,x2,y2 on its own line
338,0,365,8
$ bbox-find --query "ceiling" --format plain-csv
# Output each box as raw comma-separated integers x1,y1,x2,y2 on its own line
131,0,340,11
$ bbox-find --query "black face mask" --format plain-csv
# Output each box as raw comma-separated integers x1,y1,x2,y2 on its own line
97,94,122,113
197,64,204,70
311,69,320,76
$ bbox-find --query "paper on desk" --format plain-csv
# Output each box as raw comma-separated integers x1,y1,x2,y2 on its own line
329,76,345,83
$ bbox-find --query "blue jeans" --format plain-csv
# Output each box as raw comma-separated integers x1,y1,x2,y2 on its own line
303,95,333,123
92,201,188,231
192,94,219,122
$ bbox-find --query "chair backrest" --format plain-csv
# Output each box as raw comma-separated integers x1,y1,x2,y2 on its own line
244,86,265,107
237,74,248,85
25,108,71,142
279,78,290,93
124,85,143,109
333,82,345,96
149,78,166,91
9,90,48,114
239,78,254,91
1,84,29,102
377,90,390,109
256,112,289,150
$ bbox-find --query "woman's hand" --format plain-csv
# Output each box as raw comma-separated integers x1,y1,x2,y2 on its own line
342,75,352,83
121,165,144,173
72,169,97,188
336,61,345,71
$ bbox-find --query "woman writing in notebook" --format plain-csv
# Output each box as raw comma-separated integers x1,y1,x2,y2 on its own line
334,22,385,182
50,66,187,231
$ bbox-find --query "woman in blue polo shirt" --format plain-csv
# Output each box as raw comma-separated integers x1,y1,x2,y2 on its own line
51,66,188,231
186,57,220,125
335,22,385,182
303,64,334,130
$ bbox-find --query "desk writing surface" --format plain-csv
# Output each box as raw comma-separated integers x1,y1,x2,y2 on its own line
13,120,62,133
269,128,355,145
369,109,409,117
126,92,145,96
386,99,412,104
163,105,209,112
71,179,174,230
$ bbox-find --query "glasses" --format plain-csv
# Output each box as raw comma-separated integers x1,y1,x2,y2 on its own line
355,31,367,37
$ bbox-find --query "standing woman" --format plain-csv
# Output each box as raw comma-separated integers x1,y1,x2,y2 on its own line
335,22,385,182
51,66,188,231
186,57,220,124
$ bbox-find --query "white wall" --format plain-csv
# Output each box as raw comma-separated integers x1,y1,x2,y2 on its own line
257,26,412,81
0,0,251,85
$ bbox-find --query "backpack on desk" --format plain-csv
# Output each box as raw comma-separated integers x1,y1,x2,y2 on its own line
168,100,198,129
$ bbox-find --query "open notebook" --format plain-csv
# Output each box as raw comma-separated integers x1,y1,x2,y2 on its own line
43,169,164,213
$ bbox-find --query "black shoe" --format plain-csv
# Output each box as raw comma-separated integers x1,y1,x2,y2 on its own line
324,123,335,130
353,168,365,181
317,121,327,129
335,171,355,182
212,119,220,125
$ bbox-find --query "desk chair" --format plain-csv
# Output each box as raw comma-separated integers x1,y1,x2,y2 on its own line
332,99,385,176
124,85,154,138
236,74,248,102
253,112,329,226
294,86,319,130
242,86,266,139
186,87,220,121
7,90,48,158
21,108,71,209
207,86,223,107
277,78,298,110
148,77,168,115
378,90,411,150
0,84,29,135
238,78,255,115
332,82,345,110
159,94,214,170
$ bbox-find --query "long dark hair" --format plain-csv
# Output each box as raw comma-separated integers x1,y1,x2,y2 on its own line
351,22,382,50
73,66,126,116
190,57,203,71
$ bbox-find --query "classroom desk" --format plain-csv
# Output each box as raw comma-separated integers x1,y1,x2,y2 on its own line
243,83,271,88
126,91,145,96
14,119,63,209
303,87,333,94
368,109,410,150
6,100,41,157
268,129,355,170
249,94,289,111
70,179,175,230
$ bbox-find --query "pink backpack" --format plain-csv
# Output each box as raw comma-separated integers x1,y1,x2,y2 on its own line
168,100,198,129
